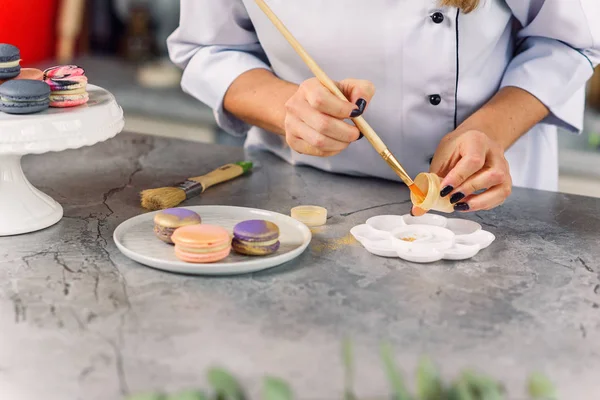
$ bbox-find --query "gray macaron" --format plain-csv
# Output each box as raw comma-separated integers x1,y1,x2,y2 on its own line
0,80,51,114
0,44,21,80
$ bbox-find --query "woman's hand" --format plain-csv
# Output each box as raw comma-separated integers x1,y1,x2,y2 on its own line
413,130,512,215
284,78,375,157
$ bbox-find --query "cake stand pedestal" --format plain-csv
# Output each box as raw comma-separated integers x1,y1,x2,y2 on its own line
0,85,124,236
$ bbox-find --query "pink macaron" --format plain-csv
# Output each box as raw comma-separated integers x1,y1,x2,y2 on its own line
43,65,85,79
171,225,231,263
43,65,89,108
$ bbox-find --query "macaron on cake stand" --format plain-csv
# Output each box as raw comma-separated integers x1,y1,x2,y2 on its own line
0,85,124,236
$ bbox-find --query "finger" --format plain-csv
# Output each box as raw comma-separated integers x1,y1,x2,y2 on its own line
448,167,507,204
440,152,486,196
429,149,460,180
286,134,340,157
293,99,361,142
301,79,358,119
286,114,348,153
337,79,376,118
337,79,376,105
454,184,512,212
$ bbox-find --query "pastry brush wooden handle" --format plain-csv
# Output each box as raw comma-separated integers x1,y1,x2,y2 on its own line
188,163,247,192
254,0,418,192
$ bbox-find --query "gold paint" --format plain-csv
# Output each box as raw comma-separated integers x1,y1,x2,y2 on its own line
312,233,358,253
309,226,326,235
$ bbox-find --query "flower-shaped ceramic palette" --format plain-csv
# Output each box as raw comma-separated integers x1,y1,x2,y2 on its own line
350,214,495,263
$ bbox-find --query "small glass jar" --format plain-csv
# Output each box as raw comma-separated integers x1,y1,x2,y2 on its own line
410,173,454,213
291,206,327,227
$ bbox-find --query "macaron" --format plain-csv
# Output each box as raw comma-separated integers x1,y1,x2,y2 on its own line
0,79,50,114
43,65,89,108
0,44,21,80
171,225,232,263
231,219,280,256
43,65,86,79
153,208,202,244
0,68,44,84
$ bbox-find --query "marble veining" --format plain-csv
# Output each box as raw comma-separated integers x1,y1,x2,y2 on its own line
0,133,599,400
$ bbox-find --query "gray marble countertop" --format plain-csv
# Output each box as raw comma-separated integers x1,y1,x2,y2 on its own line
1,133,599,400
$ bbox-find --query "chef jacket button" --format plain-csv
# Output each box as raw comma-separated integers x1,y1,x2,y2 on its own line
431,12,444,24
429,94,442,106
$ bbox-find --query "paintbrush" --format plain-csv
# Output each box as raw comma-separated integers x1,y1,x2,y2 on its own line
140,161,253,211
254,0,425,201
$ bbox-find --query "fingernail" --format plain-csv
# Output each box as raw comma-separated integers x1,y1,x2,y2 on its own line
350,108,362,118
356,98,367,113
410,209,415,217
357,132,364,141
350,98,367,118
440,185,453,197
454,203,470,212
450,192,465,204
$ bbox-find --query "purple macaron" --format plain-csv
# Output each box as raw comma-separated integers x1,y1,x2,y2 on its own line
231,219,280,256
153,208,202,244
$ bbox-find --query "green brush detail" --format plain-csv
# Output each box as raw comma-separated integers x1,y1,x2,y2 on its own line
235,161,254,174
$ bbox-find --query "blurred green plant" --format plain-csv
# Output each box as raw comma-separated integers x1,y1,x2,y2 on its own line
588,132,600,149
124,342,557,400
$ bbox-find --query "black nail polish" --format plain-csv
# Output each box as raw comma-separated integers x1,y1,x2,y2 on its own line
454,203,470,212
356,98,367,113
450,192,465,204
350,98,367,118
410,209,415,217
440,185,453,197
357,132,364,141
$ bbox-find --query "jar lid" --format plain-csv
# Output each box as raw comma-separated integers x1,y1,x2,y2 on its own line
291,205,327,227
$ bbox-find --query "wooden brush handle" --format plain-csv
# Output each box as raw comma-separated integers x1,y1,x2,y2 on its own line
254,0,415,189
188,163,246,192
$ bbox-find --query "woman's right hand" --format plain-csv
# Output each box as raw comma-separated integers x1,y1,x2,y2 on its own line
284,77,376,157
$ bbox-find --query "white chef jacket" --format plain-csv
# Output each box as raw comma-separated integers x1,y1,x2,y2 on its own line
167,0,600,191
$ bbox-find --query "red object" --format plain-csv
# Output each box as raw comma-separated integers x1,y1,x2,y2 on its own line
0,0,59,65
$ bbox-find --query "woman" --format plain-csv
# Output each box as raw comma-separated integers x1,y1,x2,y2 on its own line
167,0,599,214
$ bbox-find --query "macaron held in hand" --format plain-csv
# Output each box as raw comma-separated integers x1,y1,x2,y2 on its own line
0,79,51,114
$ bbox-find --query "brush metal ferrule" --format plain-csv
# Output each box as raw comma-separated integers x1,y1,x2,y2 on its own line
380,149,414,186
176,180,204,200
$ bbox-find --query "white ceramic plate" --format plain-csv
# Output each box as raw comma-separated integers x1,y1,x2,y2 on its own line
113,206,312,276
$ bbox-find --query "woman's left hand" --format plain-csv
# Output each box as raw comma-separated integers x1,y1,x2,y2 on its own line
412,130,512,215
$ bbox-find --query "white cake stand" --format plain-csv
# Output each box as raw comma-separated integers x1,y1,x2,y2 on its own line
0,85,124,236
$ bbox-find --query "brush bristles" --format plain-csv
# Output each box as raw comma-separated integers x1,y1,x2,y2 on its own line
140,187,187,211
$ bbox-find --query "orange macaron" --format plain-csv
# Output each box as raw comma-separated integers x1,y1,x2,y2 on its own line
171,224,231,263
0,68,44,84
